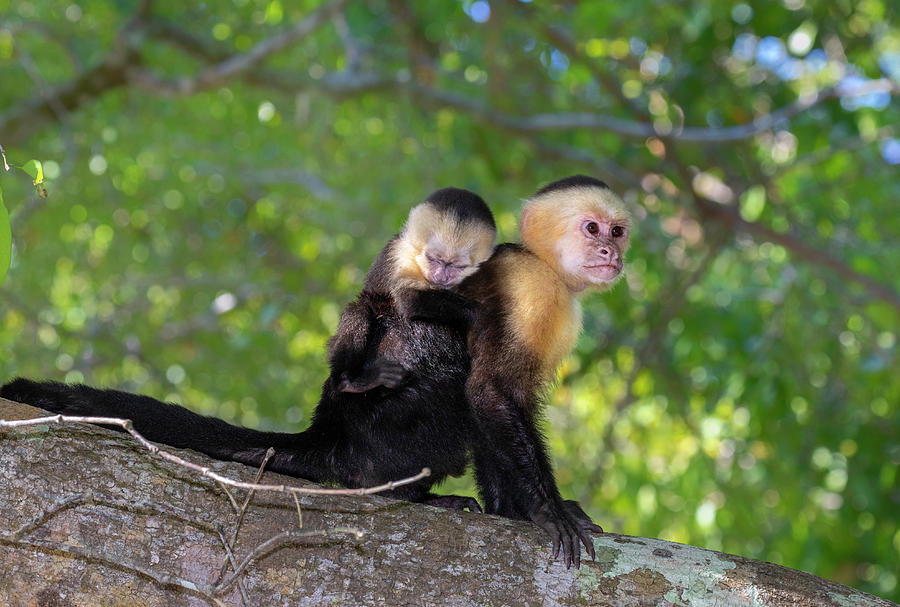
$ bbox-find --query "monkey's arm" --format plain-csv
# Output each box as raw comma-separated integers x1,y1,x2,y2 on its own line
327,299,408,394
394,288,476,327
468,378,599,568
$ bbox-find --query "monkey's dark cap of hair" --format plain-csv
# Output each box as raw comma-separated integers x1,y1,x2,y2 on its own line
425,187,496,230
534,175,609,197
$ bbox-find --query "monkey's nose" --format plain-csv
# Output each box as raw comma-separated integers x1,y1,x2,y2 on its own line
598,247,620,263
430,267,453,286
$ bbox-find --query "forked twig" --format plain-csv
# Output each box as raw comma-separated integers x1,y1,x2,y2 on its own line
0,414,430,496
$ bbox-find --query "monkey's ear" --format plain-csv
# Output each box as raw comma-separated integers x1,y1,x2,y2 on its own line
519,204,533,239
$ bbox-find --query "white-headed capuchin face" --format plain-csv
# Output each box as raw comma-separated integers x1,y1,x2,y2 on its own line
521,180,631,293
417,233,478,287
393,195,497,290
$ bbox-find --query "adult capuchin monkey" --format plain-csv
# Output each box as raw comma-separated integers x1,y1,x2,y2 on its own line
460,175,632,568
2,187,496,511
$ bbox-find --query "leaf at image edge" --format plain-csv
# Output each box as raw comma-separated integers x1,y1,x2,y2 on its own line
0,187,10,287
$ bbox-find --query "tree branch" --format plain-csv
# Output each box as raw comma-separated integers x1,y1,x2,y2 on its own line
675,163,900,313
0,52,137,144
531,20,900,314
1,398,892,606
130,0,346,95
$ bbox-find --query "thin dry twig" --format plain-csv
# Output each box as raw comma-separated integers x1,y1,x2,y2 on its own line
216,527,364,595
217,480,241,512
218,533,250,606
213,447,275,588
0,414,431,497
292,492,303,529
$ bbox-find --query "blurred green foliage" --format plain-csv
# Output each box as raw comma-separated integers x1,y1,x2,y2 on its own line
0,187,9,286
1,0,898,599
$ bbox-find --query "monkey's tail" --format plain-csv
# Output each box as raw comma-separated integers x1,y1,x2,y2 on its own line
0,377,329,481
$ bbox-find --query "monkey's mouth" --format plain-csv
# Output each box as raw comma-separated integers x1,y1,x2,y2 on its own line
583,264,621,281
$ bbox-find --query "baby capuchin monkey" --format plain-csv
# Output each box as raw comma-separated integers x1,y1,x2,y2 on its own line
2,187,496,511
460,175,632,568
336,187,496,394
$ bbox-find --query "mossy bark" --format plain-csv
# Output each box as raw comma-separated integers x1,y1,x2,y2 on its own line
0,398,894,607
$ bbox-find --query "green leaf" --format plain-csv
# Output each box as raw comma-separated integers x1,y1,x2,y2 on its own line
0,186,10,287
22,159,43,185
740,185,766,222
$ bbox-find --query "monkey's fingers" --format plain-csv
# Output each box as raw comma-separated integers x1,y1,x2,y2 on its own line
551,533,561,561
571,526,582,568
564,498,604,537
337,380,371,393
375,361,408,389
577,527,596,561
356,358,407,389
533,508,580,567
560,524,577,569
532,511,560,559
560,513,594,567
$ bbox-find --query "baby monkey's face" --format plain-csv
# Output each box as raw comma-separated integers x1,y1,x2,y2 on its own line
406,203,496,289
415,221,495,288
418,237,475,288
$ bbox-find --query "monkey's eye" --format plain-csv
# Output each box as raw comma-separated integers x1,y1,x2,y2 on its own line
584,221,600,236
611,226,625,238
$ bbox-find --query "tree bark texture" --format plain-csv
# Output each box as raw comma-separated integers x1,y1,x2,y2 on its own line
0,398,894,607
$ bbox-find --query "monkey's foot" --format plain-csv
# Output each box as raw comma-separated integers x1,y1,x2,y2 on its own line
531,500,597,569
421,494,483,513
563,499,604,534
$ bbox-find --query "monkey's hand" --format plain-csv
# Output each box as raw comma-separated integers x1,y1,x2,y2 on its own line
530,499,598,568
421,494,483,513
337,358,407,393
563,499,604,534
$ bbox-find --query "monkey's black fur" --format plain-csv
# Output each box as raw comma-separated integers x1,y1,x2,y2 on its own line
1,187,493,511
534,174,608,197
422,186,496,231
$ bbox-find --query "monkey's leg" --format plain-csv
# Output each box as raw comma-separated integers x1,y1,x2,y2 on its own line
468,379,598,568
326,300,377,387
378,480,482,512
228,434,333,482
